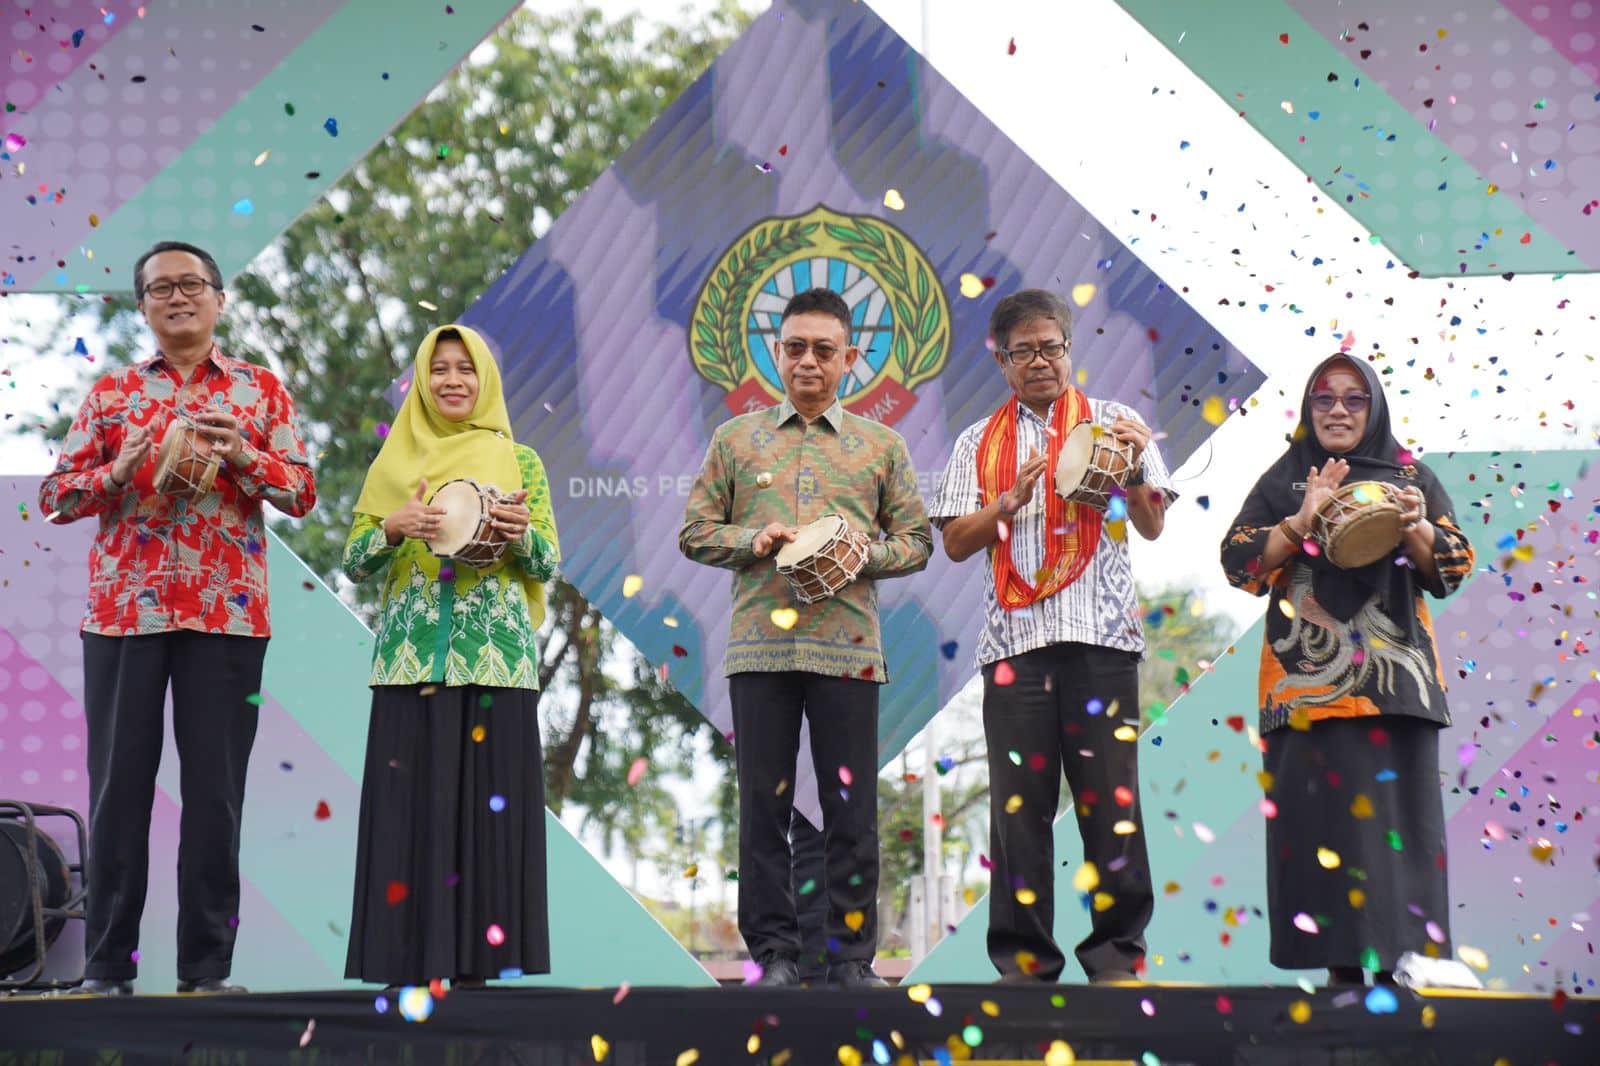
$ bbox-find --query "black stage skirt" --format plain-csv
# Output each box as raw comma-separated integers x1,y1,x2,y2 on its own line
346,684,549,985
1263,716,1450,972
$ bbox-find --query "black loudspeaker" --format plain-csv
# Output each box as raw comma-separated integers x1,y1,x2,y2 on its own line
0,801,86,989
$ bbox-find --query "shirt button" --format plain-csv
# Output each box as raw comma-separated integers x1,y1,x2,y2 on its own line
756,472,773,488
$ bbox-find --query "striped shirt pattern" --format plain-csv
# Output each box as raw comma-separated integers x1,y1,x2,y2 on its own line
929,397,1177,667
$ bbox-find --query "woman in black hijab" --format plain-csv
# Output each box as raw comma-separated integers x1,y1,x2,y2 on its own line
1220,355,1474,986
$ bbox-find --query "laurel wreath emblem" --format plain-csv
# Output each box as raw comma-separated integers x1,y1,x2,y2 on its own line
689,206,950,398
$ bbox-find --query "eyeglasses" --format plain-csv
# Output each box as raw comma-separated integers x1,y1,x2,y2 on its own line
142,276,219,300
779,339,843,363
1309,391,1371,414
999,340,1070,367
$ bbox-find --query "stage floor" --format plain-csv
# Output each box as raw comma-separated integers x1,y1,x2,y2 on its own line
0,982,1593,1065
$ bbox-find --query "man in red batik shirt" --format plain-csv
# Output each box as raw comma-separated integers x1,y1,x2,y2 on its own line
40,240,316,995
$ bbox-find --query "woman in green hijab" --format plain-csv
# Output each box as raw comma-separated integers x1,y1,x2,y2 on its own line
342,325,560,988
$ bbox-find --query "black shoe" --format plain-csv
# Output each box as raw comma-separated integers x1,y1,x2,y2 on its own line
827,960,887,989
1088,969,1140,985
753,956,801,987
50,978,133,997
177,978,248,994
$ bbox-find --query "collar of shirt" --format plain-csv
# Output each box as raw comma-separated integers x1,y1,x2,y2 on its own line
141,342,227,379
775,397,845,432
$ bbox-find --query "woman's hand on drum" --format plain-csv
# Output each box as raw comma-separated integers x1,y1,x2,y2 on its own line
753,521,798,558
110,424,154,487
1001,448,1049,514
1397,485,1432,541
1108,416,1152,464
383,479,448,546
489,490,531,543
1294,458,1350,531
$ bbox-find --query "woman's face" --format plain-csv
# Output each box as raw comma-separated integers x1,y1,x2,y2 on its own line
429,338,479,423
1308,364,1370,454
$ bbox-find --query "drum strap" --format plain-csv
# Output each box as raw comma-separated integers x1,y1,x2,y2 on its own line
976,389,1102,610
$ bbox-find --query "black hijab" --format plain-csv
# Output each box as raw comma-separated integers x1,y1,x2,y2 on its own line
1253,354,1450,644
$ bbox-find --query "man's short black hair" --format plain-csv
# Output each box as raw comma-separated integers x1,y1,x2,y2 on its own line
780,287,854,340
133,240,223,300
988,289,1074,352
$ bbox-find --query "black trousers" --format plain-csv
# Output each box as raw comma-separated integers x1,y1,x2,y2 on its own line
790,808,829,980
983,642,1153,981
730,672,879,965
80,631,266,982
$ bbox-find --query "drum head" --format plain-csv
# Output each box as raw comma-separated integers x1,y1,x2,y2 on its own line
1328,508,1404,569
427,480,484,556
153,422,183,482
1053,421,1096,498
775,515,846,569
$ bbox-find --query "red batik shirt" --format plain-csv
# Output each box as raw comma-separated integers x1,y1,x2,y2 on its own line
39,346,316,638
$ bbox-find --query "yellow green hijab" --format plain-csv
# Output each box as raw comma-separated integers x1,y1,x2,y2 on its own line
355,325,539,609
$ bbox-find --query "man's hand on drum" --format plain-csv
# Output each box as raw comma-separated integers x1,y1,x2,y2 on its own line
752,521,799,558
1108,416,1152,465
383,479,448,547
1000,448,1049,514
110,424,153,487
1294,458,1350,531
489,490,531,543
192,409,255,469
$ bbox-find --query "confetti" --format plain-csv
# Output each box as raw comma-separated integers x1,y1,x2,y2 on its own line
486,923,506,946
883,188,905,211
488,794,507,813
844,909,866,931
1072,861,1099,893
314,800,331,820
417,299,438,311
1070,283,1097,307
324,117,340,137
770,607,799,630
622,574,643,598
298,1019,315,1047
627,757,649,786
839,765,854,786
1201,396,1227,425
1316,847,1340,869
591,1035,611,1062
939,640,959,660
993,660,1016,685
1288,1000,1311,1024
959,273,986,298
1292,912,1319,934
253,149,271,167
397,986,433,1022
1364,987,1397,1014
386,881,409,905
3,133,26,153
232,199,254,215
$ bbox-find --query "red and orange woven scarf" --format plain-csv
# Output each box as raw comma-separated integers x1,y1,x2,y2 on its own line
975,388,1102,610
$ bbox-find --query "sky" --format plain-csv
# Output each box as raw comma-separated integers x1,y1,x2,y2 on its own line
4,0,1597,908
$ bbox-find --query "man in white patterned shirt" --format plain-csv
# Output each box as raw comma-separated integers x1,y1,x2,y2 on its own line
929,288,1176,984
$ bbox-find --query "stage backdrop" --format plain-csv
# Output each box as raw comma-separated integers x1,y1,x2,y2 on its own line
456,0,1264,817
1116,0,1600,277
913,448,1600,994
5,0,522,295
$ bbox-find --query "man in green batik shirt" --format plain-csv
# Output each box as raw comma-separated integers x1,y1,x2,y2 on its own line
680,287,931,990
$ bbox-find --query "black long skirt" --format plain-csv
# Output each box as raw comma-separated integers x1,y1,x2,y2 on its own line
1263,716,1450,972
345,684,550,985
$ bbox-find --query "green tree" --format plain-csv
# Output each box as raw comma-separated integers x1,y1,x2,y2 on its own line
21,1,750,855
1138,584,1242,730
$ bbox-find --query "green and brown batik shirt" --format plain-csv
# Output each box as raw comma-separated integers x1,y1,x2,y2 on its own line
679,398,931,682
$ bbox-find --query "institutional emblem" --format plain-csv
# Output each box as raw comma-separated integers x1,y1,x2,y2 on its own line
689,205,950,426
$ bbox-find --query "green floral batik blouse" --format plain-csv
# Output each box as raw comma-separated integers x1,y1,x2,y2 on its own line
342,444,559,689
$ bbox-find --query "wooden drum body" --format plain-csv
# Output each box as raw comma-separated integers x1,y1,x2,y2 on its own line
1313,480,1410,569
1053,420,1139,512
426,478,509,570
774,514,870,605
